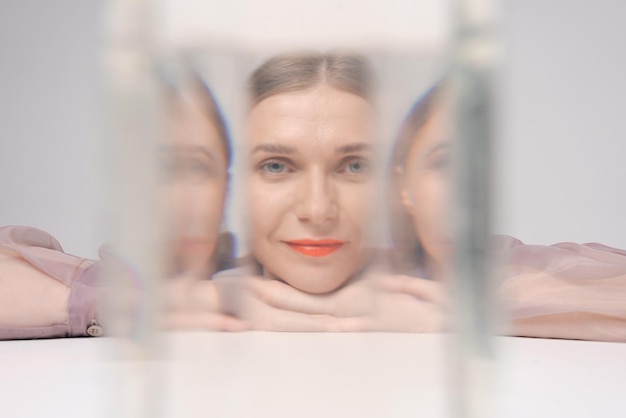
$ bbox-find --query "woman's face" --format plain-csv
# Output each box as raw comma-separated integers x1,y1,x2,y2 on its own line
401,109,452,272
163,97,228,276
247,86,377,294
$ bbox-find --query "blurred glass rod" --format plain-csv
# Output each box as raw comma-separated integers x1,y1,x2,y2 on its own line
104,1,165,418
449,0,500,417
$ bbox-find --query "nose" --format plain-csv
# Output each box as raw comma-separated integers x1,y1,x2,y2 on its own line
294,168,339,225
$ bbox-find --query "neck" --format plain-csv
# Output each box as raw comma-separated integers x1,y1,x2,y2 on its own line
170,256,217,279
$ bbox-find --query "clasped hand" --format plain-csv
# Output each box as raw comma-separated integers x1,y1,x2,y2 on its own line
164,272,446,333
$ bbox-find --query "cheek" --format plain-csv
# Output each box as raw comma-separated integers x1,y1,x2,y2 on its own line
407,174,448,238
199,181,228,229
247,178,294,239
166,180,227,236
337,182,375,236
164,185,186,232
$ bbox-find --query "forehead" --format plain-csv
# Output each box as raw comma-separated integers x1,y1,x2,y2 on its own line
407,108,447,159
246,86,375,148
169,98,224,150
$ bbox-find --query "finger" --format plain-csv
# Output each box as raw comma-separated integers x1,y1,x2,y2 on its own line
248,308,347,332
333,316,372,332
212,277,245,316
376,275,446,303
188,280,220,313
371,293,446,332
164,312,250,332
163,280,191,311
246,278,339,316
165,278,220,314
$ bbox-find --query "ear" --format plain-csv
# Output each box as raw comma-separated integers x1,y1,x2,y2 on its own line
401,187,414,209
396,166,414,209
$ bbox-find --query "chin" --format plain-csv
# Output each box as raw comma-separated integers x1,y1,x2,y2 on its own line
274,266,352,294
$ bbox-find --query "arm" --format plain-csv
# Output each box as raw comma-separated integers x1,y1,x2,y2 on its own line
498,239,626,342
211,268,444,332
0,225,246,339
0,226,99,339
211,239,626,341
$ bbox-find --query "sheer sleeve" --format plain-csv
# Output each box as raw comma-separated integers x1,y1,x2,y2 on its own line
496,236,626,342
0,226,103,339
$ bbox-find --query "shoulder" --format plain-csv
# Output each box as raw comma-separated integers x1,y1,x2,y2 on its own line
0,225,64,251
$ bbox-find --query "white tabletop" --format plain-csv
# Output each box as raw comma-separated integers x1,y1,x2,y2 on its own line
1,333,625,418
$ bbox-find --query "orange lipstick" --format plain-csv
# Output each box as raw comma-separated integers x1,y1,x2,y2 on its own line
284,239,346,257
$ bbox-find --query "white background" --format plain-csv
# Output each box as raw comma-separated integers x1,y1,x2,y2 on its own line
496,0,626,247
0,1,103,258
1,0,625,258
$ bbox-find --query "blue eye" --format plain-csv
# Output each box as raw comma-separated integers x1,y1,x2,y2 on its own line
340,158,370,175
265,162,285,173
347,160,366,173
260,161,289,174
429,152,451,171
189,161,212,174
162,154,217,182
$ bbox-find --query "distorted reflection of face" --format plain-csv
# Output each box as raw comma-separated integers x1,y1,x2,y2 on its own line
401,109,452,273
163,98,228,277
247,86,377,294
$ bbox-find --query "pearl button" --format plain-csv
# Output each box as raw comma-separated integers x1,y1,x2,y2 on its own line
86,321,104,337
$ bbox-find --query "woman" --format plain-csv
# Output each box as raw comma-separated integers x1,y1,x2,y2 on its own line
0,75,245,339
388,83,626,341
212,52,445,332
388,83,450,279
244,52,379,294
161,75,233,279
222,65,626,340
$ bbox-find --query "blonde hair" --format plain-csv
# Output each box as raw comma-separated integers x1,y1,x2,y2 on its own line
248,51,372,105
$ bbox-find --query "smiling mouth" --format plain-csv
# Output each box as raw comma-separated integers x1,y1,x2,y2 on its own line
283,239,346,257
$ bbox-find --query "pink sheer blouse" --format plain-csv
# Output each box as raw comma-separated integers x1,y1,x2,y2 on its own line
0,226,101,339
1,226,625,340
496,236,626,341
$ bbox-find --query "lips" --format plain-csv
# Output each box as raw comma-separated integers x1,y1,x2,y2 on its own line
283,239,346,257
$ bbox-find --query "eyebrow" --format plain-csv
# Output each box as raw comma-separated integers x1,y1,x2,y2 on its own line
250,142,373,156
251,144,297,155
335,142,372,154
162,145,217,162
426,142,449,157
